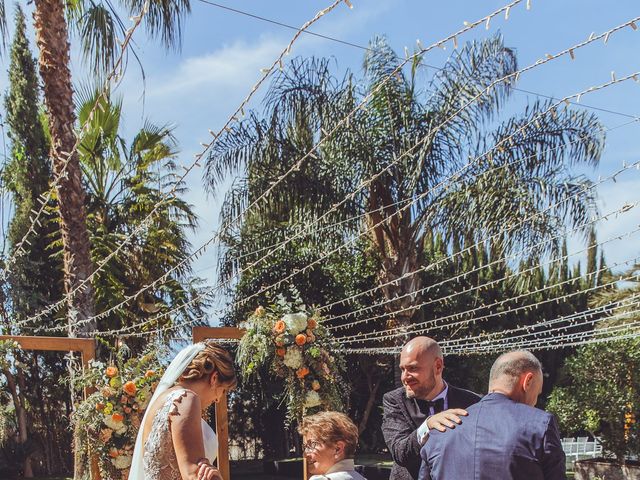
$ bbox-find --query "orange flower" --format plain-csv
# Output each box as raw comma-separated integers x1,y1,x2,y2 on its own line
109,448,119,458
276,347,286,357
105,366,118,378
307,318,318,329
306,332,316,343
274,320,286,334
295,334,307,346
123,381,137,396
311,380,321,391
144,370,155,378
296,367,310,379
112,413,124,423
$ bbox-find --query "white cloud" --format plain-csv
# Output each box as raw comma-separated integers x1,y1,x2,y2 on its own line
148,37,284,99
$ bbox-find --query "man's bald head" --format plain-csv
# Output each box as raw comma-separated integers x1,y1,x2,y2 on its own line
489,350,543,406
401,336,443,361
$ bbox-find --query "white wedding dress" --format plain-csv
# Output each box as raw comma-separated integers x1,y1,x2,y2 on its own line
142,388,218,480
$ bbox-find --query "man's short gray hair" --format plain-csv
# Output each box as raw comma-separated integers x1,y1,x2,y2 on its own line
489,350,542,383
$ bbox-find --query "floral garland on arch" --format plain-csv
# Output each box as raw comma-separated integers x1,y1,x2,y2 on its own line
237,294,346,424
74,348,163,479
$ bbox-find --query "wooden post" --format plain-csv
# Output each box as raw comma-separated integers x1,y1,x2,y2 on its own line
193,327,244,480
0,335,98,477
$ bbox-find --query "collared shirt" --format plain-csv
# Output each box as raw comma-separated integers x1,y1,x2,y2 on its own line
309,459,367,480
416,381,449,445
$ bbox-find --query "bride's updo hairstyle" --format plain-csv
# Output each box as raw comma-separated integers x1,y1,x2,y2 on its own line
179,341,237,389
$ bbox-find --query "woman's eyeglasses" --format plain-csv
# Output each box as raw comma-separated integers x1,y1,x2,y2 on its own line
302,440,322,452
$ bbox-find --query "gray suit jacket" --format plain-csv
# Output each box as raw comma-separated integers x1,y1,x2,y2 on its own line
382,385,481,480
419,392,566,480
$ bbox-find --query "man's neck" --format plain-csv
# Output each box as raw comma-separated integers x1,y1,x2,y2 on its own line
423,379,446,401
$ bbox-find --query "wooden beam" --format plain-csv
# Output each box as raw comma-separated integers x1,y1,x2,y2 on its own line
193,326,244,342
0,335,95,353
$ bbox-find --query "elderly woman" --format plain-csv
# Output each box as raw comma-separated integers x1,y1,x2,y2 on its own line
299,411,367,480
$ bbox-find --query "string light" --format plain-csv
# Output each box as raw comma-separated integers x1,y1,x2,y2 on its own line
325,194,640,327
17,0,534,334
336,253,640,345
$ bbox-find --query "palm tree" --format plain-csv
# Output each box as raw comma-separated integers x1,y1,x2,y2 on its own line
30,0,191,336
206,35,604,333
75,88,206,351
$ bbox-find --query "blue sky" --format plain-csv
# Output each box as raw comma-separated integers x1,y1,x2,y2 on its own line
4,0,640,325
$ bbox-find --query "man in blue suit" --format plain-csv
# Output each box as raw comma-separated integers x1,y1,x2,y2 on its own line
419,350,566,480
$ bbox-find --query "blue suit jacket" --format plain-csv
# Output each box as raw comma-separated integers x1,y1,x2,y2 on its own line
419,392,566,480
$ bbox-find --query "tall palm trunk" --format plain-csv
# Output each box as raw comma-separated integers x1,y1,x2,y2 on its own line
368,180,424,331
33,0,96,334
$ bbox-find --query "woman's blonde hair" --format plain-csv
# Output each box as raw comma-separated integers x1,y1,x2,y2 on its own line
180,341,237,389
299,411,359,457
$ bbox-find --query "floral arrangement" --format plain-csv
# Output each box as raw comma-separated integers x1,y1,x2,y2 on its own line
74,349,163,479
237,293,346,424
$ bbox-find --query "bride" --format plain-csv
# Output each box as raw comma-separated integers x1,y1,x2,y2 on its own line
129,341,237,480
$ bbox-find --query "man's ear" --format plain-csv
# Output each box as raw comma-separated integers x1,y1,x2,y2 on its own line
434,357,444,376
521,371,534,391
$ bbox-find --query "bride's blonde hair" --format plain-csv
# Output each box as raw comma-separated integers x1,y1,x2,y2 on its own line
180,341,237,389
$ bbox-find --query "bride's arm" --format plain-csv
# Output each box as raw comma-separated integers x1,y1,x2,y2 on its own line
170,390,223,480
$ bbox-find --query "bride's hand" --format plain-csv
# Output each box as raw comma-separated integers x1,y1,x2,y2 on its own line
197,462,223,480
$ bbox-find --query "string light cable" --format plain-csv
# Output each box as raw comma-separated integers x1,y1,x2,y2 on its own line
10,0,349,329
441,292,640,349
335,246,640,345
324,175,640,326
18,0,534,333
451,310,640,354
82,68,640,340
199,0,640,123
344,293,640,354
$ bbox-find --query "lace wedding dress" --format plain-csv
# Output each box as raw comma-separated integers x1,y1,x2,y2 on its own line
143,388,218,480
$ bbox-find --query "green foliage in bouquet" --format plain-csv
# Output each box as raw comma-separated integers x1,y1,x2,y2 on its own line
237,292,346,424
74,347,164,479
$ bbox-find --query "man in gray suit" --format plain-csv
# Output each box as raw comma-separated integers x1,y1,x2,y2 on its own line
382,337,481,480
419,350,566,480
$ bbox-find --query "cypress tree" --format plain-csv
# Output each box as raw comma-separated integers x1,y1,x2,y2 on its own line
3,5,61,325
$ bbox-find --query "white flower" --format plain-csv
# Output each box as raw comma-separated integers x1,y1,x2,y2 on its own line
112,453,133,469
304,390,322,408
103,415,127,435
283,312,308,333
283,348,303,369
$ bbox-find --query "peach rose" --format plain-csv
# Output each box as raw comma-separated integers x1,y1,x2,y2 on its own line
123,381,137,396
105,366,118,378
124,407,132,414
311,380,321,391
109,448,119,458
296,367,310,379
276,347,286,357
144,370,155,378
307,318,317,329
112,413,124,423
295,334,307,346
274,320,286,334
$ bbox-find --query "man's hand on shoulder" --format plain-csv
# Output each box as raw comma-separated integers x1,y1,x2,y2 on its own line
427,408,468,432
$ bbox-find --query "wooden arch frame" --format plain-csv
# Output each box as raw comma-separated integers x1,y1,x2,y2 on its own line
0,335,97,477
